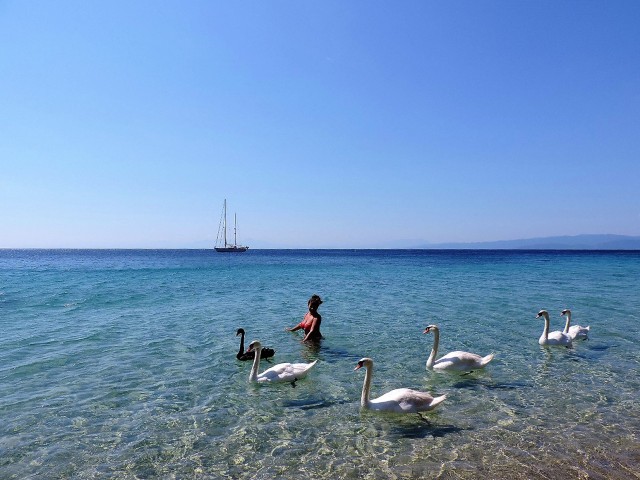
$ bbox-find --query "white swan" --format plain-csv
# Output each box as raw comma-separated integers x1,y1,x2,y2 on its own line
354,357,446,414
423,324,494,372
247,340,317,386
561,309,590,340
536,310,572,347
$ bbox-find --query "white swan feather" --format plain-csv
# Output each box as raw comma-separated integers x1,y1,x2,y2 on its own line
423,324,494,372
248,340,317,385
354,358,446,413
561,309,590,340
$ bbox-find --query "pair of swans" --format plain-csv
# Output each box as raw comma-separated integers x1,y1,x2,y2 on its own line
247,340,317,387
236,328,275,360
354,325,493,414
536,309,590,346
246,342,445,413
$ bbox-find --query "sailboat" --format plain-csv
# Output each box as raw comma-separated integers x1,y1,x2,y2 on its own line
215,199,249,253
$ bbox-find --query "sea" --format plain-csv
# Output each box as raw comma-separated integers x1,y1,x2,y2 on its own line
1,249,639,479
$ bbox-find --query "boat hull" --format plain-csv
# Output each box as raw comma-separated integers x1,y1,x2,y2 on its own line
215,246,249,253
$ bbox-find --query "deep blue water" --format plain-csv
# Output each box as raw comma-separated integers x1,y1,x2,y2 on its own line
1,249,639,479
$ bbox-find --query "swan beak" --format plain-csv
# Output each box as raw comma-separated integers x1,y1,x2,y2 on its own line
354,364,362,371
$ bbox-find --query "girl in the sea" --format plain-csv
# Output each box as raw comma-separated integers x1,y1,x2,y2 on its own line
286,294,324,342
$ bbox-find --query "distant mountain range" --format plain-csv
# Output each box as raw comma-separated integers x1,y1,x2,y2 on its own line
417,234,640,250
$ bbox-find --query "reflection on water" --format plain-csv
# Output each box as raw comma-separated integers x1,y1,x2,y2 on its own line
451,379,533,391
387,421,467,439
1,250,639,479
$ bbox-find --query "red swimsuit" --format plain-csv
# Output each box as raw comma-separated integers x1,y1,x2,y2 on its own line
297,313,315,333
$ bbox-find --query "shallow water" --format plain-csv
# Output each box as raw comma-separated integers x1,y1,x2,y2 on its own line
1,249,639,479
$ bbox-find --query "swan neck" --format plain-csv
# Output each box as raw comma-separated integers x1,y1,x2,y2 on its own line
563,312,572,333
238,331,245,355
542,315,550,341
249,345,261,381
426,329,439,369
361,364,373,408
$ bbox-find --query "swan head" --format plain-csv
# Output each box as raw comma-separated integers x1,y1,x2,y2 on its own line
423,325,439,335
561,309,571,316
236,328,245,336
536,310,550,320
247,340,261,352
354,358,373,371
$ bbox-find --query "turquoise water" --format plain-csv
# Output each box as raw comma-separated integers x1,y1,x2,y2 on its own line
1,249,639,479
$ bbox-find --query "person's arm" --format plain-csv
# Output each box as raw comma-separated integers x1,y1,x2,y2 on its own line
286,317,305,332
302,317,319,342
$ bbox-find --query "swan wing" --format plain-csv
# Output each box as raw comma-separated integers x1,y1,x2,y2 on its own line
257,360,317,383
433,351,493,371
542,330,573,346
256,362,292,382
370,388,446,413
287,360,318,377
260,347,276,358
568,324,589,340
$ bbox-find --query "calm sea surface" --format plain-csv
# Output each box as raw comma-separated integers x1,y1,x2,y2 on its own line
1,249,639,479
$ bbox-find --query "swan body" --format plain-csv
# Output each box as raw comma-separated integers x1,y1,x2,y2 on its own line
354,358,446,413
236,328,275,360
423,325,494,372
561,309,590,340
247,341,317,385
536,310,572,346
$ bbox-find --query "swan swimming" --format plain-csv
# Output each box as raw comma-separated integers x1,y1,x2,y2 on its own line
236,328,275,360
561,309,590,340
536,310,572,347
354,357,446,414
423,324,495,372
247,340,317,386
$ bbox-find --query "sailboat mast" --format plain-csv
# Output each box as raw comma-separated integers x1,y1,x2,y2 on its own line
234,213,238,247
223,199,228,247
215,198,248,252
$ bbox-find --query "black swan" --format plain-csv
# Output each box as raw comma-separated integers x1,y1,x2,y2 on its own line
236,328,275,360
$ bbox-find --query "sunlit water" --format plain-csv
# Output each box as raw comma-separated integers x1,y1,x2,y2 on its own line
1,249,639,479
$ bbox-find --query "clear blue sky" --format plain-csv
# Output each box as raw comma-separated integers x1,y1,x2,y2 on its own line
1,1,639,248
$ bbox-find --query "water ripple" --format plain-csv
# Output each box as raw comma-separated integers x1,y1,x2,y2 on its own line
1,249,639,478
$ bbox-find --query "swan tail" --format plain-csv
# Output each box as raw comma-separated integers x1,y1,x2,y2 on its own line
429,394,447,409
296,360,318,377
481,353,495,366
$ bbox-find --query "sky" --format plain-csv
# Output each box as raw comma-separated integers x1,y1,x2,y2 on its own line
1,1,639,248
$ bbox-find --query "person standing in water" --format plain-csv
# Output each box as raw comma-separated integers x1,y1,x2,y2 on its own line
286,294,323,342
